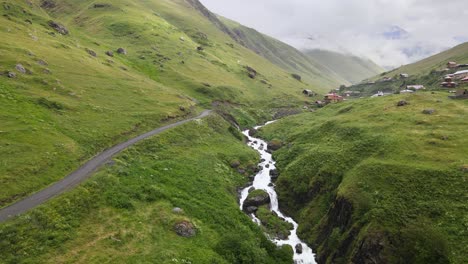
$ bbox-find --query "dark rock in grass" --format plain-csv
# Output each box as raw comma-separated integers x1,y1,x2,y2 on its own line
117,48,127,55
105,51,114,57
292,73,302,81
268,139,283,151
94,3,111,8
197,46,204,51
37,59,48,66
248,128,258,137
461,165,468,172
86,48,97,57
48,21,69,35
245,66,257,79
243,190,270,211
422,109,435,115
25,19,33,25
270,169,279,180
7,72,16,78
245,206,258,214
41,0,56,9
237,169,246,174
174,221,196,237
441,136,449,141
295,244,303,254
15,64,26,74
230,160,241,168
397,100,408,107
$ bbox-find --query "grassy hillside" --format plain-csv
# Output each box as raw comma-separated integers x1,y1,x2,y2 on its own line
0,115,293,263
305,49,384,84
259,92,467,263
377,42,468,78
0,0,321,208
220,17,349,91
345,42,468,96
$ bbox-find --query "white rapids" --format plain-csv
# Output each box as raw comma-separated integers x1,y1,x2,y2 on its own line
239,121,317,264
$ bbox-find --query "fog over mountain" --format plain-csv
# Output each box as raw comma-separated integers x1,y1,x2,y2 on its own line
200,0,468,69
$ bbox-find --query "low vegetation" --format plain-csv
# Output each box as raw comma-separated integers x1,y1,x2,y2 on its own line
0,115,293,263
259,92,467,263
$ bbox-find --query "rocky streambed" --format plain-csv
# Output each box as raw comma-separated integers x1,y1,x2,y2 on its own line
239,122,317,264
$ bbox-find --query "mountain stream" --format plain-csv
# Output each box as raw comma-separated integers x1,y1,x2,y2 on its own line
239,122,317,264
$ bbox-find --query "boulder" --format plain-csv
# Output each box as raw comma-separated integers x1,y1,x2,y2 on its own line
40,0,56,9
267,139,283,151
270,169,279,180
117,48,127,55
48,21,69,35
7,72,16,78
397,100,408,107
295,244,303,254
105,51,114,57
244,206,258,214
292,73,302,81
230,160,241,168
197,46,204,51
243,190,270,211
248,128,258,137
174,221,196,237
422,109,435,115
86,49,97,57
37,59,48,66
15,64,26,74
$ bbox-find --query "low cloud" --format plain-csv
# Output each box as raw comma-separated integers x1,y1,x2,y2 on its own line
200,0,467,68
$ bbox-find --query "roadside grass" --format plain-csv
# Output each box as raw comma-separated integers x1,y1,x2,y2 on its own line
259,92,468,263
0,115,293,263
0,0,314,206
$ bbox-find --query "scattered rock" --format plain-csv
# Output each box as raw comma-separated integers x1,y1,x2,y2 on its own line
268,183,274,187
243,190,271,211
174,221,196,237
230,160,241,168
245,66,257,79
86,48,97,57
105,51,114,57
237,169,246,174
441,136,449,141
37,59,48,66
48,21,69,35
7,72,16,78
172,207,184,214
422,109,435,115
461,165,468,173
248,128,258,137
197,46,204,51
260,79,268,84
15,64,26,74
265,164,270,169
117,48,127,55
397,100,408,107
291,73,302,81
179,105,186,112
270,169,279,181
94,3,111,8
267,139,283,151
40,0,56,9
25,19,33,25
244,206,258,214
295,244,303,254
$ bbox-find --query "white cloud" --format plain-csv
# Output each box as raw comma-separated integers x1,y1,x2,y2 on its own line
200,0,467,68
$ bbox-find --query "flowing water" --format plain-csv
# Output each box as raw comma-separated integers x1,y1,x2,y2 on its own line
239,122,317,264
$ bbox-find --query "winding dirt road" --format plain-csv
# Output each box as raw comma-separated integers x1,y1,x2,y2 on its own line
0,110,212,223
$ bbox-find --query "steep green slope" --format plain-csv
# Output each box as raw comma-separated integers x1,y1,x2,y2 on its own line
305,49,384,84
0,0,318,207
377,42,468,78
0,115,293,263
346,43,468,96
220,17,348,91
260,93,467,263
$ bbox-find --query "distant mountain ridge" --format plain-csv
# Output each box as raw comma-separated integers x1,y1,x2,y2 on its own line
304,49,385,84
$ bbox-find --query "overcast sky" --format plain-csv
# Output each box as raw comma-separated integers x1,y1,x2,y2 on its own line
200,0,468,69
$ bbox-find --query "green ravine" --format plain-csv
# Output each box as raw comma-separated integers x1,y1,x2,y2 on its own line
259,92,467,264
0,0,467,263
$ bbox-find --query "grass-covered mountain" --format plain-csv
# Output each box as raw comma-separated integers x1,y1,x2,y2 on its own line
220,18,349,91
0,0,327,262
305,49,385,84
344,42,468,96
259,92,468,263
